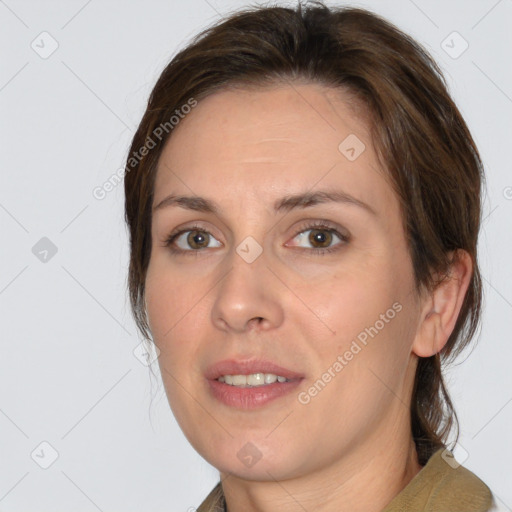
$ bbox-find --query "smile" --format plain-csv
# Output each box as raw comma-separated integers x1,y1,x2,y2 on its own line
218,373,290,387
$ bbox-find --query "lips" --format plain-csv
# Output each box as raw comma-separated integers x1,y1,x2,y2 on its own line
204,358,305,381
204,358,306,409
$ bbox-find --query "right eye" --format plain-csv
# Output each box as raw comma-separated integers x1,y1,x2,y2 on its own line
165,229,222,252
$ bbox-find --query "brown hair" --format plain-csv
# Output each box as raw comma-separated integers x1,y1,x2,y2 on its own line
124,2,483,466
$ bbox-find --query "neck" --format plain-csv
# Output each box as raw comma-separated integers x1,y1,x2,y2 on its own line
220,424,422,512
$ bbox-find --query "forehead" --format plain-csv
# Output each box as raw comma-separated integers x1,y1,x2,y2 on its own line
154,83,397,217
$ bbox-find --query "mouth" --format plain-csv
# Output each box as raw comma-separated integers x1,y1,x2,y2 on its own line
204,358,304,409
217,372,291,387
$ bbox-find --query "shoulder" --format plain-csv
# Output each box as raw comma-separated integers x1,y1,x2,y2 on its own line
196,482,225,512
198,449,496,512
383,448,494,512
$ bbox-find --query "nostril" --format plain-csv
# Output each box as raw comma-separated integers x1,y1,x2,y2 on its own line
247,316,265,329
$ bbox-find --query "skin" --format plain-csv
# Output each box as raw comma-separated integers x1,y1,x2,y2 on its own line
144,82,472,512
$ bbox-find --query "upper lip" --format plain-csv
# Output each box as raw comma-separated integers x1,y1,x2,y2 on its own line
205,358,305,381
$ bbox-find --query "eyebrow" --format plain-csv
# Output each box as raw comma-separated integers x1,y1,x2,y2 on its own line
152,190,377,216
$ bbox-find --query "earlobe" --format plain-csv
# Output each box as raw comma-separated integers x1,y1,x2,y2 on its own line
412,250,473,358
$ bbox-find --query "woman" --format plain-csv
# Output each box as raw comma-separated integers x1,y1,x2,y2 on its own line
124,2,495,511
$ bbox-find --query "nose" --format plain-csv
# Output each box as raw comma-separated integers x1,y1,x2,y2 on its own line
210,249,284,333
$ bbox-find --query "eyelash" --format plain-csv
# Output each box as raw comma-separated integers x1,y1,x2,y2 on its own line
163,220,349,256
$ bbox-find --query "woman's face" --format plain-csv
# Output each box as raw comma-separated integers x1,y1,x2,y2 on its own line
145,83,423,480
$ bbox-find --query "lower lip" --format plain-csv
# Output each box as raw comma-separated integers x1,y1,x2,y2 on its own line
207,378,303,409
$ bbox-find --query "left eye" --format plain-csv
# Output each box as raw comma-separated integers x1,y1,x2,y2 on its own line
289,227,345,250
173,230,222,251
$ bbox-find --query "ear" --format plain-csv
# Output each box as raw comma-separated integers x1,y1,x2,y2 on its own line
412,250,473,358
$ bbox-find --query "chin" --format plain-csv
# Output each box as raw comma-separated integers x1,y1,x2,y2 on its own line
194,433,310,481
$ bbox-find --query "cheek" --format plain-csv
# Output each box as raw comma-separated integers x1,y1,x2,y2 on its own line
145,260,208,362
145,262,222,454
293,258,415,390
145,265,212,422
291,263,399,345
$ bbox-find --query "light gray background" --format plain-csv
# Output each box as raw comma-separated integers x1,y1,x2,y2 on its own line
1,0,511,510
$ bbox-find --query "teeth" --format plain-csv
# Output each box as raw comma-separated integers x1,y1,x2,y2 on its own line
264,373,276,384
217,373,290,387
247,373,264,386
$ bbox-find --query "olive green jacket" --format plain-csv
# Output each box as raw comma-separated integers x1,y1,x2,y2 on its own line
197,448,495,511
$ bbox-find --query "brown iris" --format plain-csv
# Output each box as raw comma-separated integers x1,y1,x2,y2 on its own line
308,229,333,248
186,230,210,249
